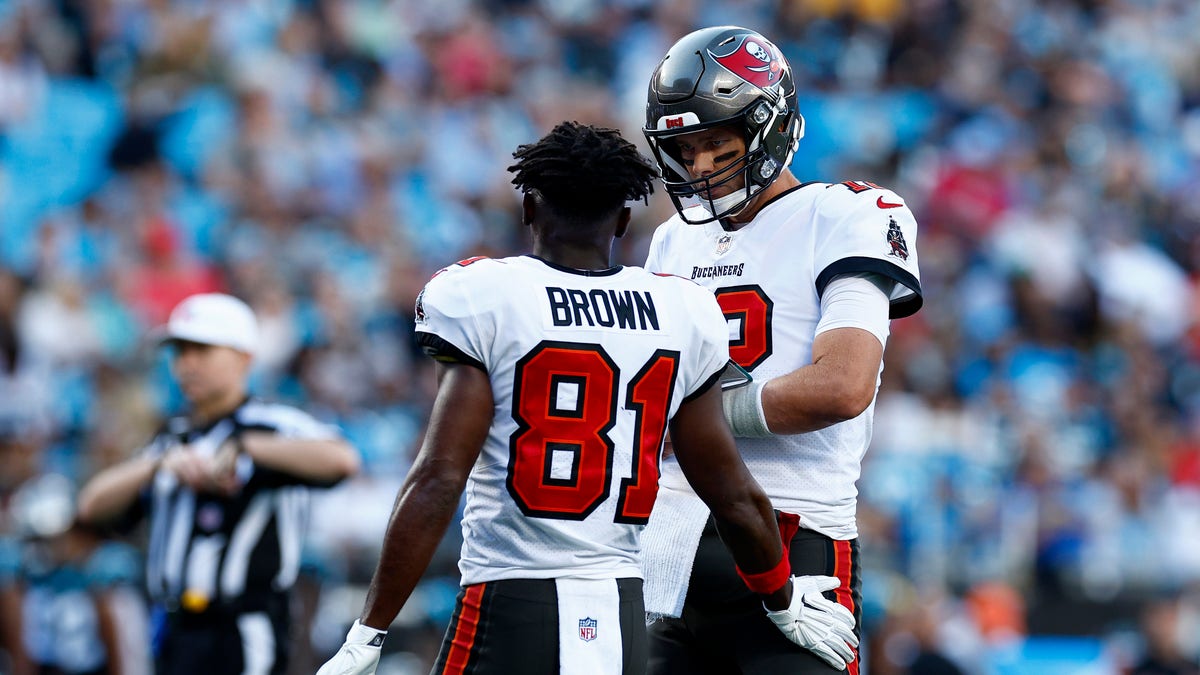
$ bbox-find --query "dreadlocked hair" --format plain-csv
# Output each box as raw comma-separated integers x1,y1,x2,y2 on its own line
509,121,658,220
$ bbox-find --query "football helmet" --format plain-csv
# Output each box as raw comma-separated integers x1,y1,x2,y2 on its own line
644,26,804,224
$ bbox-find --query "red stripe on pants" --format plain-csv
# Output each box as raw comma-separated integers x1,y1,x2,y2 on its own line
443,583,486,674
833,540,858,675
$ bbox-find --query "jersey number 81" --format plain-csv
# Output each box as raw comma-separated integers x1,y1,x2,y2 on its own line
508,341,678,525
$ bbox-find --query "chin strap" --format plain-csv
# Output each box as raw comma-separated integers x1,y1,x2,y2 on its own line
701,183,760,222
705,190,748,216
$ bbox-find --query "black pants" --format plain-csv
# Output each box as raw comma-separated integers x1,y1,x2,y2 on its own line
156,595,290,675
431,577,646,675
648,517,862,675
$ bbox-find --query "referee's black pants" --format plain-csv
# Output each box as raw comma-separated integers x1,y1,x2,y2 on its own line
156,593,290,675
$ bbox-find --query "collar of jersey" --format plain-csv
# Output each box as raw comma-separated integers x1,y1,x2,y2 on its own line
186,396,253,434
524,254,624,277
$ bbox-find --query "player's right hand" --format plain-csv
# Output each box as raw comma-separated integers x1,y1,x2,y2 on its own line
764,575,859,670
316,620,387,675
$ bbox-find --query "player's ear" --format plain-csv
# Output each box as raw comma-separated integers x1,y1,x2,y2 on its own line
522,192,536,227
614,206,631,239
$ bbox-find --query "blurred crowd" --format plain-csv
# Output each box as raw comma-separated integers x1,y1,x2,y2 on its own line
0,0,1199,673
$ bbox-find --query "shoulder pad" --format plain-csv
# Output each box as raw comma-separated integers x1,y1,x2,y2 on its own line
429,255,494,280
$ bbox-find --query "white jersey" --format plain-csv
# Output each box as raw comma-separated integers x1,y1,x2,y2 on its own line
414,254,730,585
645,181,923,539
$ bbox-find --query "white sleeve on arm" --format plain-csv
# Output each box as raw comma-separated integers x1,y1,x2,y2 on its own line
814,273,892,348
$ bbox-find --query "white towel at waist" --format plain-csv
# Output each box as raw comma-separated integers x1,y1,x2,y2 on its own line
640,483,710,622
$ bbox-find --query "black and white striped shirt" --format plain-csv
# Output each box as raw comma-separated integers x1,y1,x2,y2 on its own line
131,399,340,613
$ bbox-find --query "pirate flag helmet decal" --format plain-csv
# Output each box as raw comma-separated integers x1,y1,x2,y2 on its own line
709,34,785,89
644,26,804,224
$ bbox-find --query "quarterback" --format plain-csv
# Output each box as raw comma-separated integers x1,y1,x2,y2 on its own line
641,26,923,675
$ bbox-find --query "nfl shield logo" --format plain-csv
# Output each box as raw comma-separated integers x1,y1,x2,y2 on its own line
578,617,598,642
715,234,733,256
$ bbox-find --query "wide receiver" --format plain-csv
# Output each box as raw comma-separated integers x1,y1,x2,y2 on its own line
640,26,923,675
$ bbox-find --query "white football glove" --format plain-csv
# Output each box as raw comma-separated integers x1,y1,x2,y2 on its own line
316,620,387,675
765,575,859,671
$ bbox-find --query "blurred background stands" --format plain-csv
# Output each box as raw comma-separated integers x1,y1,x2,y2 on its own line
1,0,1199,673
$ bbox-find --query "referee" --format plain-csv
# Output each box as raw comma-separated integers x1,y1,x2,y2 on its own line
77,293,361,675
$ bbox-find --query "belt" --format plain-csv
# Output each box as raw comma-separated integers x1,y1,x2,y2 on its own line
164,589,286,623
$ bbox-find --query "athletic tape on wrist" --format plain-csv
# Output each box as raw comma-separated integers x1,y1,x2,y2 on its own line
722,381,771,437
737,549,791,595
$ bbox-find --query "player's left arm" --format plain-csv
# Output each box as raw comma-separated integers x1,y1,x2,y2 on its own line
767,270,891,434
358,360,492,629
322,267,496,674
731,185,919,437
761,323,883,434
319,360,492,674
724,273,891,437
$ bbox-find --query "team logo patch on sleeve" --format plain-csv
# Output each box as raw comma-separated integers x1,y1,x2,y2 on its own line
414,288,427,324
578,617,598,642
886,217,909,261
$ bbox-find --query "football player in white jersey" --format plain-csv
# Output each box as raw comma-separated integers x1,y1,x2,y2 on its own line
317,122,857,675
639,26,924,675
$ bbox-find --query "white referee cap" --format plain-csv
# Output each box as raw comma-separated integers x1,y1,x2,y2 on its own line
161,293,258,355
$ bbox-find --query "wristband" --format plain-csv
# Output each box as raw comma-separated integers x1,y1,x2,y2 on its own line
722,381,771,437
736,549,791,595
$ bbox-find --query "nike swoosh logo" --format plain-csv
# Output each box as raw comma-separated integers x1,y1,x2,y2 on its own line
877,196,903,209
